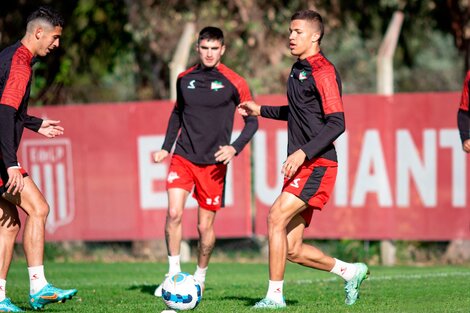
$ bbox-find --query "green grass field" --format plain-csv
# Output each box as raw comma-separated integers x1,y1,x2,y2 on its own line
4,261,470,312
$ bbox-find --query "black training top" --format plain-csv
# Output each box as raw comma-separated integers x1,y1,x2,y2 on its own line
0,41,42,168
261,51,345,162
458,70,470,144
162,63,258,164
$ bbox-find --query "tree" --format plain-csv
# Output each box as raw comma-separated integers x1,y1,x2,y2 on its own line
432,0,470,73
1,0,465,104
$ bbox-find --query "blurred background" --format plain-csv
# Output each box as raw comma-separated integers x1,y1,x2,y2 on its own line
1,0,470,267
1,0,468,104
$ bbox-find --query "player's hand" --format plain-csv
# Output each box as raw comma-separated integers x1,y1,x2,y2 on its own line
282,149,306,179
153,150,169,163
214,145,236,165
238,101,261,117
463,139,470,153
38,119,64,138
5,167,24,195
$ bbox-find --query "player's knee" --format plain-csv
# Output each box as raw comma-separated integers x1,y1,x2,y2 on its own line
27,202,49,221
167,207,183,223
36,203,50,220
197,221,213,236
267,210,287,230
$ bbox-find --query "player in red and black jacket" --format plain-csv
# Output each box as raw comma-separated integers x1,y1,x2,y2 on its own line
239,10,368,309
457,70,470,153
0,7,77,312
152,26,258,296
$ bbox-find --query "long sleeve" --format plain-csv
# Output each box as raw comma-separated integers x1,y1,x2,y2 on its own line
24,114,43,132
161,102,182,152
458,71,470,144
231,115,258,154
301,112,345,159
0,104,19,167
261,105,289,120
301,59,345,160
458,109,470,143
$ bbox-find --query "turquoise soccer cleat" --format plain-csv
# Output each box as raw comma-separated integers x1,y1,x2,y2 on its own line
0,298,23,312
29,284,77,310
344,263,369,305
253,297,286,309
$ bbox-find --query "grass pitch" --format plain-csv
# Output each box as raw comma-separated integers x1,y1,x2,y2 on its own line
4,261,470,312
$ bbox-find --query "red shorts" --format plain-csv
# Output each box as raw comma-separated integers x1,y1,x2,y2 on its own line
166,154,227,211
282,158,338,227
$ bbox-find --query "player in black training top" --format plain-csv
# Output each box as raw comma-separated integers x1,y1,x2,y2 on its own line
239,10,369,309
153,26,258,297
457,70,470,153
0,6,77,312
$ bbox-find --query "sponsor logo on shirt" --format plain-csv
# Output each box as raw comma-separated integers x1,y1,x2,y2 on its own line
187,79,196,89
211,80,225,91
299,70,308,82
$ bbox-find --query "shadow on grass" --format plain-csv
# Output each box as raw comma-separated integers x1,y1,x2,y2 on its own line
128,283,213,297
220,295,298,307
127,283,158,295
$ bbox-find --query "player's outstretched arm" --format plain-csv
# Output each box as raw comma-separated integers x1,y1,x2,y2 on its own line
238,101,261,117
37,119,64,138
153,150,169,163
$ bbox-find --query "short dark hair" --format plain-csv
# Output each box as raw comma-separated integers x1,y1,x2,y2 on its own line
27,6,64,28
198,27,224,45
291,10,324,44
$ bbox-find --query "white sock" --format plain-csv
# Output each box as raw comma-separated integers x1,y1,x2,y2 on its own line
168,255,181,275
0,279,6,301
330,258,357,281
193,265,207,285
28,265,48,294
266,280,284,303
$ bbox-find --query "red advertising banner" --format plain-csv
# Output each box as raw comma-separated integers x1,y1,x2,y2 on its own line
254,93,470,240
18,92,470,241
21,101,253,241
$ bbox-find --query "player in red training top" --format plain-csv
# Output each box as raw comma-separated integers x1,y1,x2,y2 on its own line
0,6,77,312
457,70,470,153
153,26,258,296
239,10,368,309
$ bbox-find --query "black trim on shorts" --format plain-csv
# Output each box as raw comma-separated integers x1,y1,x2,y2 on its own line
299,166,327,203
221,172,226,208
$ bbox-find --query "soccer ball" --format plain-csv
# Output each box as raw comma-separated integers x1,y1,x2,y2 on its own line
161,272,202,310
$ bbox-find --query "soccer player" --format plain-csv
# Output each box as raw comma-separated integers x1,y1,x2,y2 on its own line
238,10,369,309
457,70,470,153
0,7,77,312
153,26,258,297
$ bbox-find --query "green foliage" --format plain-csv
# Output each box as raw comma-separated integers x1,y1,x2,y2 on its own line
0,0,467,104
